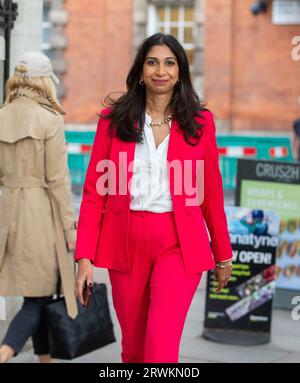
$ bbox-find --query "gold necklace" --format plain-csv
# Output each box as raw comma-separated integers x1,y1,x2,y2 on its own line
147,113,172,128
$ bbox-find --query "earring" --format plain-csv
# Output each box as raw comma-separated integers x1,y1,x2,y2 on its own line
176,79,180,84
139,78,145,85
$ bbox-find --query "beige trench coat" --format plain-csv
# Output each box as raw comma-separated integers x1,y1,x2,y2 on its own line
0,87,78,318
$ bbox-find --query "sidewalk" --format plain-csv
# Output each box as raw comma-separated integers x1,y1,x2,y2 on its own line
11,269,300,364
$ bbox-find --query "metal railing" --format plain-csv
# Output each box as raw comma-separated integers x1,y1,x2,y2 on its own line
0,0,18,93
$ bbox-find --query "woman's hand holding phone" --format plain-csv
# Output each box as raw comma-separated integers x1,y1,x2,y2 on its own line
76,259,93,307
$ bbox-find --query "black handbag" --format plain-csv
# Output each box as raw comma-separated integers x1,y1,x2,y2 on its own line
44,282,116,360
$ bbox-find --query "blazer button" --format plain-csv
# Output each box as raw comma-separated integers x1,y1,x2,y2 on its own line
114,208,121,215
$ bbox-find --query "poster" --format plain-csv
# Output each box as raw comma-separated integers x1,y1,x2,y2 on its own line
235,159,300,291
204,206,279,340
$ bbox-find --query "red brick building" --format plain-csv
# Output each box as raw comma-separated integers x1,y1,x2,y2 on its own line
205,0,300,132
63,0,133,124
46,0,205,126
44,0,300,132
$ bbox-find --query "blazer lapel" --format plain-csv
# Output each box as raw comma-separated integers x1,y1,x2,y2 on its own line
116,123,137,198
167,118,179,164
167,118,185,198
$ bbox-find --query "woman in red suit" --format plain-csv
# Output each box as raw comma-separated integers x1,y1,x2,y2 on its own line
75,33,233,363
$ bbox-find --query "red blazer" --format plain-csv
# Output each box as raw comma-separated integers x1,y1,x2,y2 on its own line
75,108,232,275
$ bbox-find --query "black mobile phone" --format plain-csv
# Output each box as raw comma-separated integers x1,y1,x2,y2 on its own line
82,281,93,308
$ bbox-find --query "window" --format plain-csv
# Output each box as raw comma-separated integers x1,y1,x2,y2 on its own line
147,3,195,67
42,2,52,58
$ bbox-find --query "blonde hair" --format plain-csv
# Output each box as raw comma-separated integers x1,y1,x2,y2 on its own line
5,64,61,107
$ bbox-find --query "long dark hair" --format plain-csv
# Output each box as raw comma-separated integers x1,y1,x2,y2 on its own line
103,33,209,146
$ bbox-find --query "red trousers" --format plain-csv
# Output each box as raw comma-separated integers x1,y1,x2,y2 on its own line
108,210,202,363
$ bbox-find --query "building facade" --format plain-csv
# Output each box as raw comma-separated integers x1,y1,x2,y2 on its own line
0,0,43,103
205,0,300,132
44,0,300,132
45,0,205,126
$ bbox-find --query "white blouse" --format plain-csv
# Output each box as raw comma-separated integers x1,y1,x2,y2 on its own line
129,112,173,212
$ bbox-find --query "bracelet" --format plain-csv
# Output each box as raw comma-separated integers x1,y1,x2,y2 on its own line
215,258,233,264
215,260,233,269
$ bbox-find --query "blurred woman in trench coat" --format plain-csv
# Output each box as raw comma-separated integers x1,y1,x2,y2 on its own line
0,52,78,363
